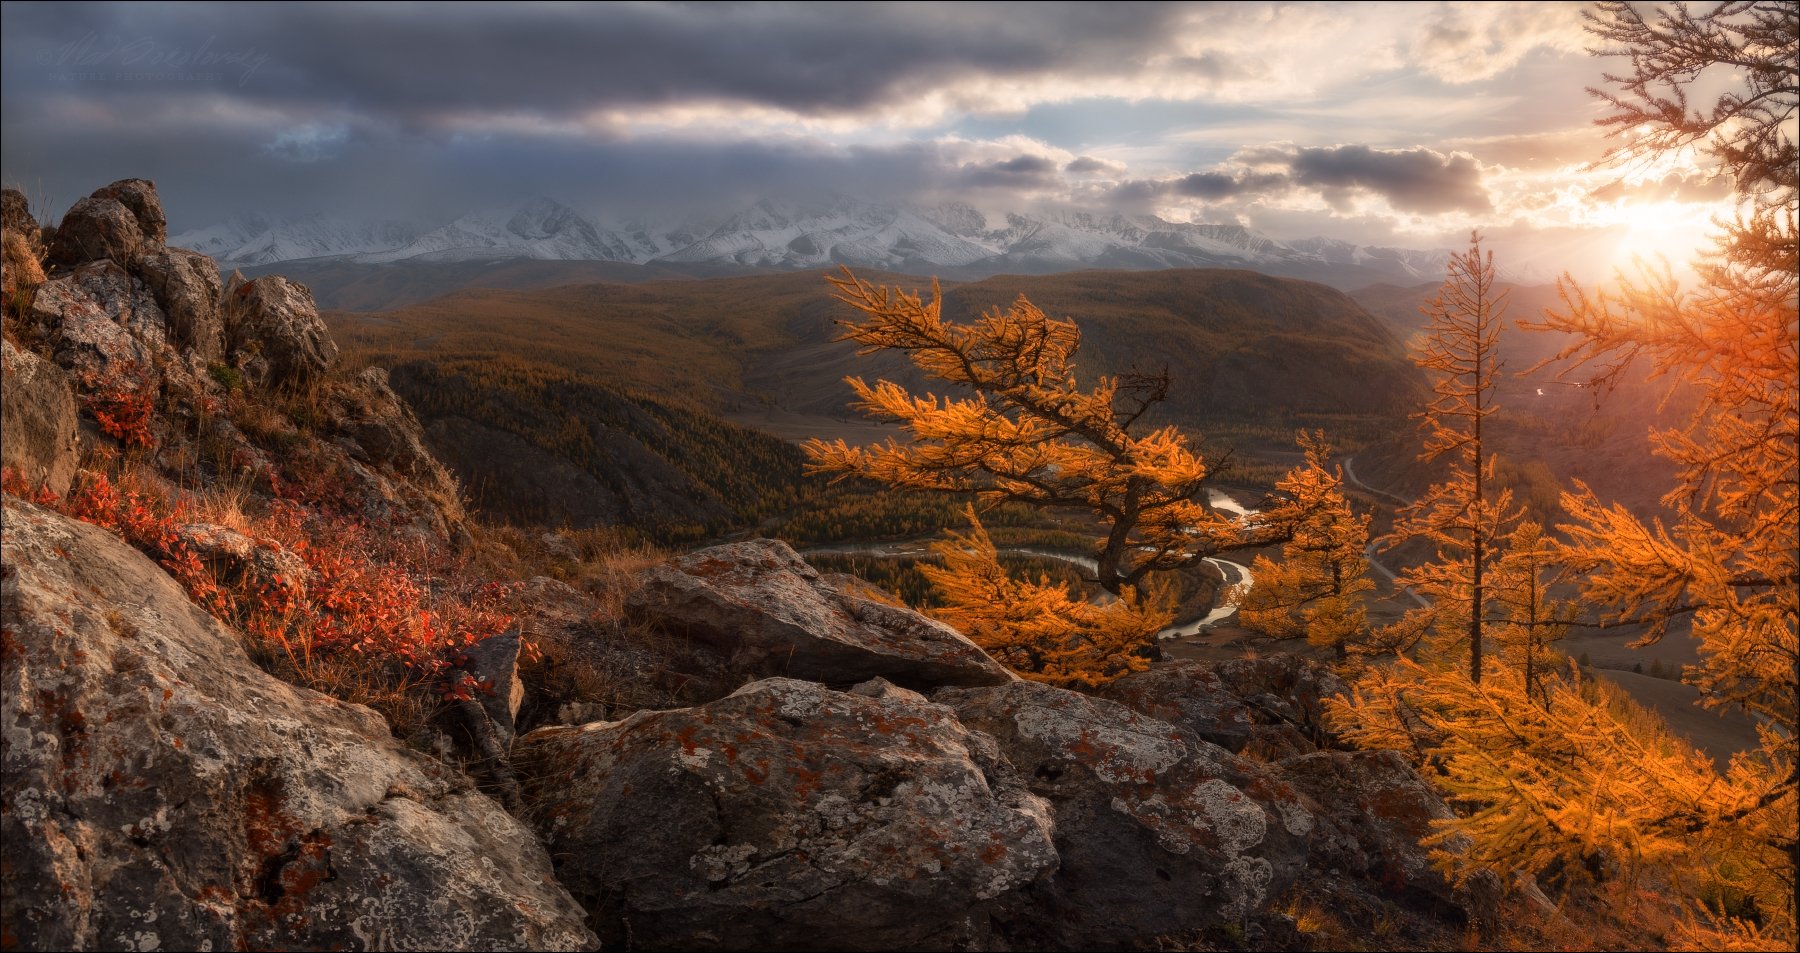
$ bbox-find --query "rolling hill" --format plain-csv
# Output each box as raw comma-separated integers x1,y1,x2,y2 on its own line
327,267,1426,534
335,267,1426,430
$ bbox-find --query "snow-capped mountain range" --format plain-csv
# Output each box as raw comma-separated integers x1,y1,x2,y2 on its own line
172,195,1458,285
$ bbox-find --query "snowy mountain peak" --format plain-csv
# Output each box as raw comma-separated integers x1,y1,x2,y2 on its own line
917,202,989,238
504,197,592,241
171,193,1468,288
170,214,419,266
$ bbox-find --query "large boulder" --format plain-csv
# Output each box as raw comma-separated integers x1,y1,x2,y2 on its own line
0,498,599,952
136,246,225,359
28,260,170,382
1279,749,1500,931
936,680,1316,948
47,197,145,269
42,178,167,269
627,539,1013,691
223,274,338,386
1101,656,1347,759
93,178,167,246
519,677,1058,951
1,340,81,496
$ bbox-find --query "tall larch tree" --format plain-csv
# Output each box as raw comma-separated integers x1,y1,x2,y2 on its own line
1329,3,1794,942
1521,0,1797,937
1380,234,1520,684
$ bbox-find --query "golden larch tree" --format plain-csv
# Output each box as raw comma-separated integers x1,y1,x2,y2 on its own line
919,506,1169,686
1380,233,1521,683
804,269,1347,683
1330,3,1795,942
1238,431,1374,658
1518,0,1797,938
804,270,1286,596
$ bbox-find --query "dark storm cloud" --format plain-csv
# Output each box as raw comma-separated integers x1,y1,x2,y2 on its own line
1064,156,1121,174
1280,144,1491,214
961,154,1061,188
1170,170,1289,199
0,105,1074,230
0,1,1189,122
0,1,1202,224
1105,169,1290,207
1101,144,1490,218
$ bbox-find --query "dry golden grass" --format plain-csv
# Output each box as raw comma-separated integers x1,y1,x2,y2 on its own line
2,229,45,295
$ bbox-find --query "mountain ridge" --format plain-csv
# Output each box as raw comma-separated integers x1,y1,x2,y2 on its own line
175,194,1461,289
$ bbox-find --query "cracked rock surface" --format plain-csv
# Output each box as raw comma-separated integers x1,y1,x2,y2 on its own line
0,498,598,952
520,676,1058,951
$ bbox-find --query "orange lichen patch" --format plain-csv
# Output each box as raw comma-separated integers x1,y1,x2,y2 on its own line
980,839,1008,864
243,779,299,861
1239,772,1300,806
684,557,739,580
194,884,235,905
1066,729,1101,761
788,765,823,800
743,760,769,786
275,832,335,900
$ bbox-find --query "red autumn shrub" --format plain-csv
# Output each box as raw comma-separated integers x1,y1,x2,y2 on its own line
76,361,157,449
4,465,514,732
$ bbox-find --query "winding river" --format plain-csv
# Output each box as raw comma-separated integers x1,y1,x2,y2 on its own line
800,489,1261,641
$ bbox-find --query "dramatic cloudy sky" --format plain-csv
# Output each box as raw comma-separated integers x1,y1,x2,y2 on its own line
0,1,1736,275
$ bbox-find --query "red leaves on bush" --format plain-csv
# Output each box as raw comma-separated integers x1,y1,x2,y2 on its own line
4,466,514,707
77,361,157,449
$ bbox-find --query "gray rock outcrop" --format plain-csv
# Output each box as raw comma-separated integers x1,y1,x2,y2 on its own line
93,178,167,246
223,274,338,386
1,339,81,495
627,538,1014,691
520,677,1058,951
136,246,225,359
938,679,1315,946
0,498,599,952
29,260,169,382
46,194,147,268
